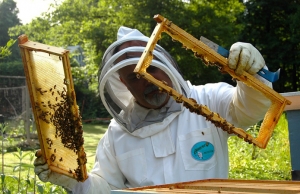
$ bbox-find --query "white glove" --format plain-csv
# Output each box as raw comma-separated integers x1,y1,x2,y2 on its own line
34,152,78,191
228,42,265,75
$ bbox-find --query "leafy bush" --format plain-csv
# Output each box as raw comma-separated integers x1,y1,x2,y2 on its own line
229,113,291,180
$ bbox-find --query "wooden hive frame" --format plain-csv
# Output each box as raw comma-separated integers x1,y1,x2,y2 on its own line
18,35,88,181
114,179,300,193
134,14,292,149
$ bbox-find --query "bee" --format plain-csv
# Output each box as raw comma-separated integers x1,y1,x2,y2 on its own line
50,154,56,162
59,157,63,162
46,138,53,147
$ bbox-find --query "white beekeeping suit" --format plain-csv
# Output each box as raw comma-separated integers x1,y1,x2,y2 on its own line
82,26,271,193
34,26,272,194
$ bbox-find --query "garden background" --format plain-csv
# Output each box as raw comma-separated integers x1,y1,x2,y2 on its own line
0,0,298,193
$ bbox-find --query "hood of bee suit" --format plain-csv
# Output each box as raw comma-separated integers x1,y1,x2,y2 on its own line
98,26,190,136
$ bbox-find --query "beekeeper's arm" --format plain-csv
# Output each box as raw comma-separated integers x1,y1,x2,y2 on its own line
227,42,272,128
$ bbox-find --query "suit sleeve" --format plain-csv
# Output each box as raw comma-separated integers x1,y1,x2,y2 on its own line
229,68,272,129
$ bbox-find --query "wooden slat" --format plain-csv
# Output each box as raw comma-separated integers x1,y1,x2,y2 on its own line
124,179,300,194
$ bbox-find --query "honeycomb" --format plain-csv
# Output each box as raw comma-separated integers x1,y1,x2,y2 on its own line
18,35,87,181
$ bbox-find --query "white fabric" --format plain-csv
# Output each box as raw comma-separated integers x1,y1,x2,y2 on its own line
71,174,112,194
34,156,78,191
117,26,143,40
150,126,175,158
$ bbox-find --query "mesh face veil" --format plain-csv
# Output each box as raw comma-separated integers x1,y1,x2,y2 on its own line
98,26,189,131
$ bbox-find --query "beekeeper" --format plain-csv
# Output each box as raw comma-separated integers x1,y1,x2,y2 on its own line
34,26,272,194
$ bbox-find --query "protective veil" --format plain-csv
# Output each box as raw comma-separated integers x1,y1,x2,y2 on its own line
99,26,190,133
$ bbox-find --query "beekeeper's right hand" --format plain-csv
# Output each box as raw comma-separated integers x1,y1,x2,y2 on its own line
34,150,78,191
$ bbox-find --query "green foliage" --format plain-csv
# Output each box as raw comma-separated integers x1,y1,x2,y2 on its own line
229,114,291,180
0,123,107,193
0,0,20,45
4,0,298,119
238,0,300,92
4,0,246,120
12,147,33,193
107,0,245,85
0,120,66,193
0,60,24,76
0,39,16,59
8,0,246,86
0,0,21,62
74,83,110,119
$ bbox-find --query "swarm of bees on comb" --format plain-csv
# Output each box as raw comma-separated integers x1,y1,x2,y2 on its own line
18,34,88,181
34,84,86,181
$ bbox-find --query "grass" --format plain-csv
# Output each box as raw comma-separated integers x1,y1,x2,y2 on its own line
0,122,107,193
1,123,107,173
81,123,108,170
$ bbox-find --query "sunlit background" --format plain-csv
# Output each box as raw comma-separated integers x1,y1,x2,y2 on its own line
15,0,63,24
